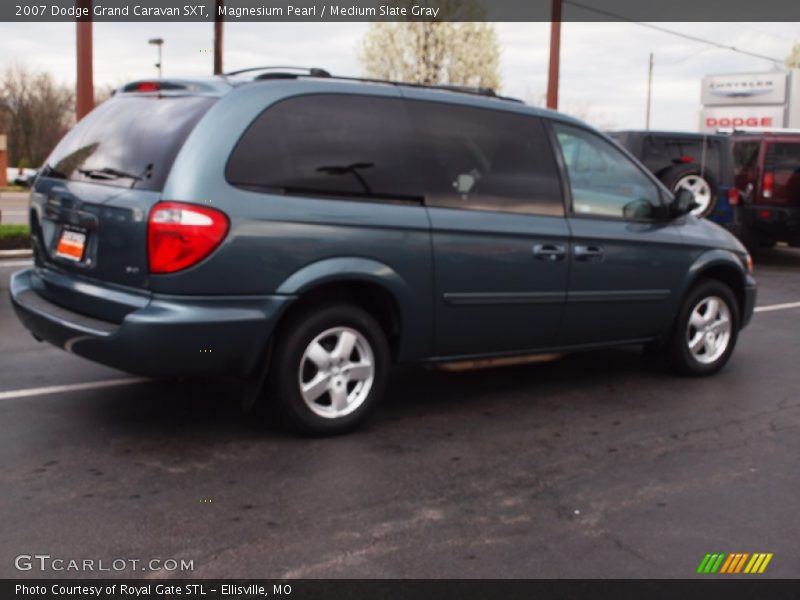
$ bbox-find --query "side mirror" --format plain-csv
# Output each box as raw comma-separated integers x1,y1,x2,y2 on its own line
672,188,699,218
622,198,657,221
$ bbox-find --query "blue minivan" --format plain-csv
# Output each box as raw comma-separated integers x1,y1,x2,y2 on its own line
10,68,757,434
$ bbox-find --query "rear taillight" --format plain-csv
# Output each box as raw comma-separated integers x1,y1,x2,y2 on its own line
727,187,740,206
148,202,229,274
762,172,774,199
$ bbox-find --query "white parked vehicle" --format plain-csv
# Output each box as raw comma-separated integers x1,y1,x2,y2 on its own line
5,168,37,187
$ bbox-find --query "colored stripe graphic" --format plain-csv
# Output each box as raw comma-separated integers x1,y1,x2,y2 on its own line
699,552,773,574
710,553,726,573
744,554,761,573
697,554,712,573
721,553,738,573
734,553,749,573
719,554,736,573
758,553,773,573
699,553,726,573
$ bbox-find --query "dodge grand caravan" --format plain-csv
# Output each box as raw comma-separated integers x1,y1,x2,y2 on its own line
10,68,757,434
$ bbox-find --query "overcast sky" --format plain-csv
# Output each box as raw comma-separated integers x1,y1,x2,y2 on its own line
0,20,797,131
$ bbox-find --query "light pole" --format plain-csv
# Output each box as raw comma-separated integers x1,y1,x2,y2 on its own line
149,38,164,78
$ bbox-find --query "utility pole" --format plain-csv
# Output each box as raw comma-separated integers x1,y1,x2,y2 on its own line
645,52,653,130
76,0,94,121
214,0,224,75
546,0,562,110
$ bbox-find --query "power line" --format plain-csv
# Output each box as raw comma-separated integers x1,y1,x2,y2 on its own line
563,1,784,64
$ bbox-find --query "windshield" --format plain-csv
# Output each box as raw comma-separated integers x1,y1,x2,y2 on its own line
43,95,217,191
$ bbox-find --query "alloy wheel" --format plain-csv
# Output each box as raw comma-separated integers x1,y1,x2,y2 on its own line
686,296,732,365
297,326,375,419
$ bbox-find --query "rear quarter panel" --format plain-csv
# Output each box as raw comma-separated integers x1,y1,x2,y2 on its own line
159,81,434,361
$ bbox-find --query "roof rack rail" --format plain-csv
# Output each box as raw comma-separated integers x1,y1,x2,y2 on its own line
718,127,800,135
224,66,332,78
226,66,521,103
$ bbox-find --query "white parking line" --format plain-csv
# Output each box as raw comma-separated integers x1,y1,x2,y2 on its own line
0,260,33,268
0,377,152,401
754,301,800,313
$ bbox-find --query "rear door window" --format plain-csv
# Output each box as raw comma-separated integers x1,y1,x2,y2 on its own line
406,101,564,216
226,94,425,203
43,95,217,191
642,136,721,180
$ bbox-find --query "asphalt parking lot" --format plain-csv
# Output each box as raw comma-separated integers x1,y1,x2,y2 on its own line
1,249,799,579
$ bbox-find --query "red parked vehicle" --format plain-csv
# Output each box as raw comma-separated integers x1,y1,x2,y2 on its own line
732,130,800,249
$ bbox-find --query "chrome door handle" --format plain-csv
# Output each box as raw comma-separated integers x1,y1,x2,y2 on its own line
533,244,567,261
574,245,605,262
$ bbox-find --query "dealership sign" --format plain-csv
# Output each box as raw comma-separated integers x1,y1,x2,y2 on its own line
699,106,786,133
702,72,787,106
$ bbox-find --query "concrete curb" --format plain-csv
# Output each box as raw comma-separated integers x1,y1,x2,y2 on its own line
0,249,33,258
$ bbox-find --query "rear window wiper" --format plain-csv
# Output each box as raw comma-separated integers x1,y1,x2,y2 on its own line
78,167,142,181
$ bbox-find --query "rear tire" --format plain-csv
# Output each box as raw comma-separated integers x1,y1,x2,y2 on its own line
670,279,740,376
268,304,390,435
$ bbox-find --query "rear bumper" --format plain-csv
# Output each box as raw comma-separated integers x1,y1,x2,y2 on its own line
10,268,294,378
742,274,757,329
743,205,800,240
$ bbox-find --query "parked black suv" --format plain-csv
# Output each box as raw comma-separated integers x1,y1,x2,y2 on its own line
609,131,739,224
10,69,756,434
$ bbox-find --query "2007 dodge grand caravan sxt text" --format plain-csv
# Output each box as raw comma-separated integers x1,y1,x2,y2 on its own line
10,68,757,435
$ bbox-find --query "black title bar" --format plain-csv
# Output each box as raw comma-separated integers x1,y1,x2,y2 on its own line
5,579,800,600
3,0,800,22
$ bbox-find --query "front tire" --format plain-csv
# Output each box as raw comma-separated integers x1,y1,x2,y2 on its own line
269,304,390,435
670,280,740,376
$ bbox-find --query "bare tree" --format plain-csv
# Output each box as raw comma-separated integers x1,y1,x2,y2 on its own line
94,83,118,106
359,1,501,90
525,89,617,131
786,42,800,69
0,65,74,168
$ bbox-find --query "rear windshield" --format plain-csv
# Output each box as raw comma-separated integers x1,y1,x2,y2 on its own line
642,136,723,179
42,95,216,191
